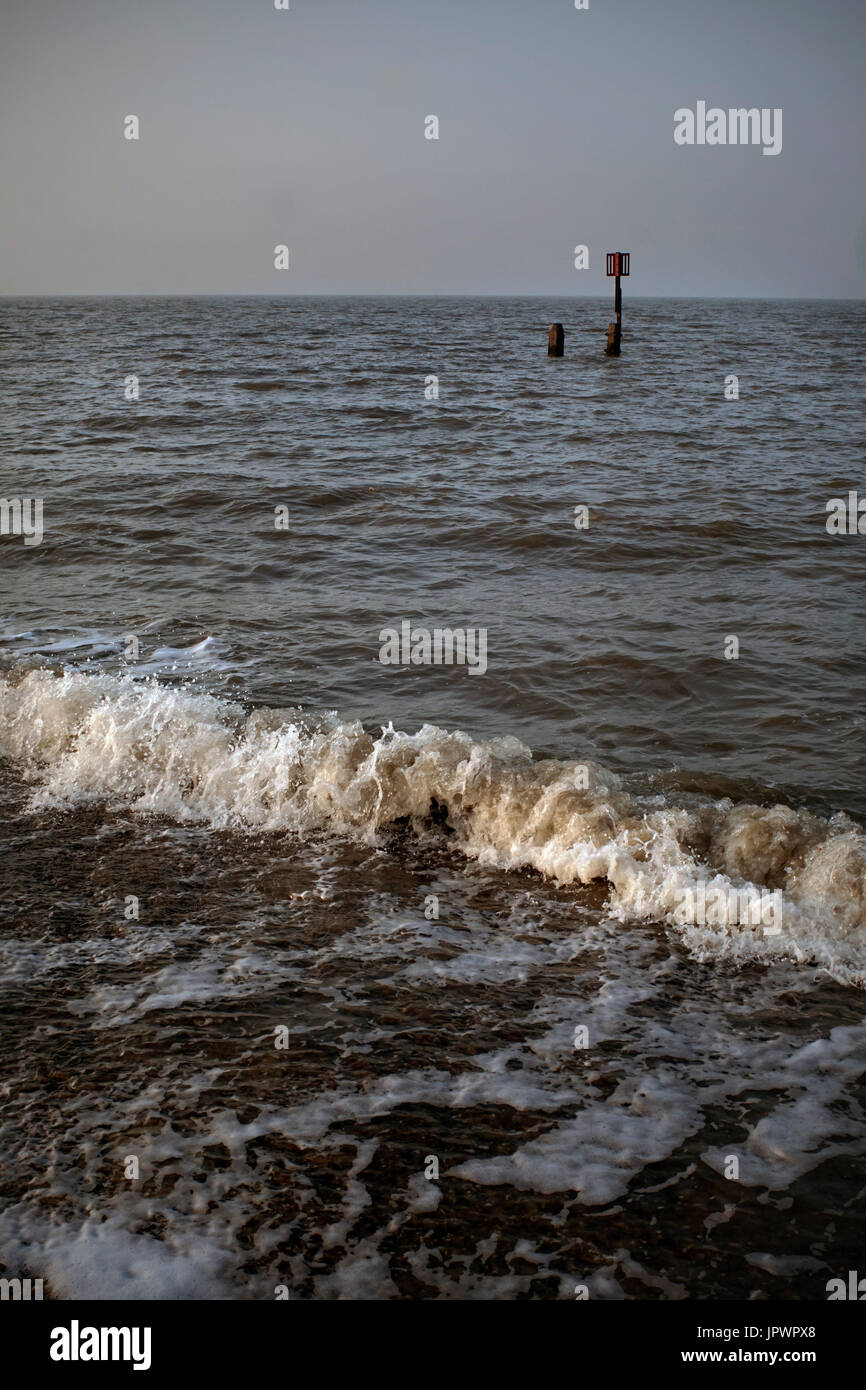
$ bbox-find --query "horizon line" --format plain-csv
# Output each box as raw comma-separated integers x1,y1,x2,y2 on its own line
1,291,864,303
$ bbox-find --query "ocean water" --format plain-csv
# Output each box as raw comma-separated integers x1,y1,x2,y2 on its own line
1,294,865,1300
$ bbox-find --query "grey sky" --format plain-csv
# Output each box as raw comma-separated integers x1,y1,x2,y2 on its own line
1,0,864,297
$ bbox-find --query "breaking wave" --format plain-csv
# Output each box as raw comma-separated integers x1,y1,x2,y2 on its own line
1,667,865,985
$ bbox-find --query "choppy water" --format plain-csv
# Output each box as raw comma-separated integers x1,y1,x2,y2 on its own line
1,295,865,1299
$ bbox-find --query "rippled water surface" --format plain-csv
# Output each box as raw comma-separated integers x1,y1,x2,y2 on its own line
0,296,864,1299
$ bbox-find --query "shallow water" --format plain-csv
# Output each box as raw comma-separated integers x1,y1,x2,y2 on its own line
0,296,864,1298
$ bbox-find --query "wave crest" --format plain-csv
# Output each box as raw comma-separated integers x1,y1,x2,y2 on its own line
1,668,864,984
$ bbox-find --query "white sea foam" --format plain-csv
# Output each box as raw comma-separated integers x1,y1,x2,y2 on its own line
1,667,865,984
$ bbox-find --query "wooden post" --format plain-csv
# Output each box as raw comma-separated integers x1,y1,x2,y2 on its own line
604,252,630,356
548,322,564,357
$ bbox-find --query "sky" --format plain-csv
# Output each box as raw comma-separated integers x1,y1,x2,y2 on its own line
0,0,864,297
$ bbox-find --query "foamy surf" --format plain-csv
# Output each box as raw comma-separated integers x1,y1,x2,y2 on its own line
1,667,864,985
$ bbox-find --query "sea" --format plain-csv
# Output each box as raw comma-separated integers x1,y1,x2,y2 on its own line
0,294,864,1299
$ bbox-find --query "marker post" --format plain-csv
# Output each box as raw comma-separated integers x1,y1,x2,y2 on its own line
604,252,630,356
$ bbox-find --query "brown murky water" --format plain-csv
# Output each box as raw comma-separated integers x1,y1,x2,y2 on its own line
1,297,865,1297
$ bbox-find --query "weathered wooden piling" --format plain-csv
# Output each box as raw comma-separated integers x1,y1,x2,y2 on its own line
604,252,630,356
548,322,564,357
